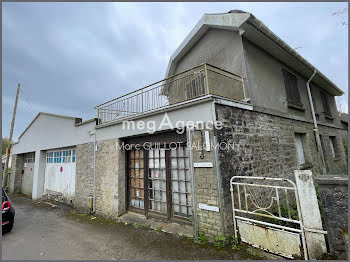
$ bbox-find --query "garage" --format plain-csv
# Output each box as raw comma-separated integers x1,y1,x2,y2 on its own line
44,148,76,202
22,152,35,196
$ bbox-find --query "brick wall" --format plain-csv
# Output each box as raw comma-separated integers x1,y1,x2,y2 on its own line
214,104,347,235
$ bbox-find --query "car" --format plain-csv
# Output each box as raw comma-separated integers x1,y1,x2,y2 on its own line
2,187,15,233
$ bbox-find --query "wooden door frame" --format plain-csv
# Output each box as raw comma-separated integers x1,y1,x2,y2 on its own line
125,141,191,224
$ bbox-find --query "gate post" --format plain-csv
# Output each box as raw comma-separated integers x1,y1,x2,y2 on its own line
294,170,327,259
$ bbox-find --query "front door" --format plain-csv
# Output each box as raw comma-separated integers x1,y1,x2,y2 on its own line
127,144,192,221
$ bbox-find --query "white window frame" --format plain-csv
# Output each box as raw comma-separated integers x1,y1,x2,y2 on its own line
329,137,336,158
295,133,305,166
46,148,76,164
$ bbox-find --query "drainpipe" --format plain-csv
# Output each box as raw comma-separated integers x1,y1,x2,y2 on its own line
306,70,326,175
89,131,97,213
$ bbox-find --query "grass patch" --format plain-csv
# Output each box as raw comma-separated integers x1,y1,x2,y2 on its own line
194,231,208,245
214,235,226,248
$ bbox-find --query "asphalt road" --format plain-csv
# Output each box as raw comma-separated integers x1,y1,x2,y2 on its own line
2,195,262,260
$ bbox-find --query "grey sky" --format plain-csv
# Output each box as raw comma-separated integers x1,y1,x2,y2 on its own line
2,2,348,141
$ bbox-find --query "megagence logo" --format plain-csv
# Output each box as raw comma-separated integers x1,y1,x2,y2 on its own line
122,113,223,134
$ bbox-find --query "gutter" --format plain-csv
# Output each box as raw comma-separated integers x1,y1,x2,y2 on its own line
247,16,344,96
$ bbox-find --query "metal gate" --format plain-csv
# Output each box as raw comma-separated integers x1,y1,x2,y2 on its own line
230,176,308,259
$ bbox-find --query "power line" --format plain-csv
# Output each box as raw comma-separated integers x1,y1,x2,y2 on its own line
20,87,36,115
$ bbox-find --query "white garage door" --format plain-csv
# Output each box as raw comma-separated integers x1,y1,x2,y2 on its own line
44,148,76,200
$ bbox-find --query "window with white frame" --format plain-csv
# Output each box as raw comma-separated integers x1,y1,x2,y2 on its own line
24,153,35,164
295,133,305,165
62,150,72,163
54,151,62,163
46,152,54,163
72,150,76,163
47,149,76,164
329,136,337,157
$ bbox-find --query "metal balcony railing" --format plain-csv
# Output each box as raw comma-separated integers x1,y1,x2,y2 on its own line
95,63,246,125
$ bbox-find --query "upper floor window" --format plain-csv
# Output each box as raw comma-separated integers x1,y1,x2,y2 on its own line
320,91,332,118
282,69,303,109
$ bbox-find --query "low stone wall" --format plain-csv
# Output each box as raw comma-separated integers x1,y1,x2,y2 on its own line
315,175,348,259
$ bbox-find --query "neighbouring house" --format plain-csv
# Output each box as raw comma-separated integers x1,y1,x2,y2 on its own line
9,10,348,258
2,148,12,171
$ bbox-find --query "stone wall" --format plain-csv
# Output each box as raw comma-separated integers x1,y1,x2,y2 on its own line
316,175,348,259
95,138,125,218
75,142,94,213
8,154,24,194
191,128,223,239
214,104,347,235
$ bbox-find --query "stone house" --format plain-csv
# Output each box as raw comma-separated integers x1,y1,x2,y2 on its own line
9,10,347,250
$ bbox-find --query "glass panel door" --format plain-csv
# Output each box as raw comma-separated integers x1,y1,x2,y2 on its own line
129,149,145,209
148,148,167,214
171,146,192,218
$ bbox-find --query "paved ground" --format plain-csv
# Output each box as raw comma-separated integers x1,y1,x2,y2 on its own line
2,195,268,260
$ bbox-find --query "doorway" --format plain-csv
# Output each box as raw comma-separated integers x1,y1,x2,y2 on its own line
127,144,192,221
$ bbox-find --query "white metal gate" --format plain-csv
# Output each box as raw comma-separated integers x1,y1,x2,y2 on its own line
230,176,308,259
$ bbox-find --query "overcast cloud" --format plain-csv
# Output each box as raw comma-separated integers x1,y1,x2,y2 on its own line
2,2,348,141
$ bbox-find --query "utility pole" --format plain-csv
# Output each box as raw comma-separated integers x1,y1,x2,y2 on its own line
3,83,20,190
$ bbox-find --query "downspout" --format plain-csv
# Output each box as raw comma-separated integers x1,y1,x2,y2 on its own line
306,70,327,175
89,131,97,213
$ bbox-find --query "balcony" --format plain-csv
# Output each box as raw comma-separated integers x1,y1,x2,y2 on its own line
95,63,246,125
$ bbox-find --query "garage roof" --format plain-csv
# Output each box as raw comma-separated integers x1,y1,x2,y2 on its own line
165,10,344,96
17,112,81,140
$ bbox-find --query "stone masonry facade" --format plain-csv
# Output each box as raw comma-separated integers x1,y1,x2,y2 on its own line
75,142,95,213
191,128,223,239
316,176,348,259
214,104,347,236
75,139,125,219
9,153,24,194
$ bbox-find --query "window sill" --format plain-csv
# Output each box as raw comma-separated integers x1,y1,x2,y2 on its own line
325,115,333,120
288,103,305,111
300,163,313,170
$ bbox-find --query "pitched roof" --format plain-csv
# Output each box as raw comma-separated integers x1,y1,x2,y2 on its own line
165,10,344,96
18,112,80,140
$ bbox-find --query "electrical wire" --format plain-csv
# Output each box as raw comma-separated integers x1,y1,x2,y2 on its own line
19,87,36,116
